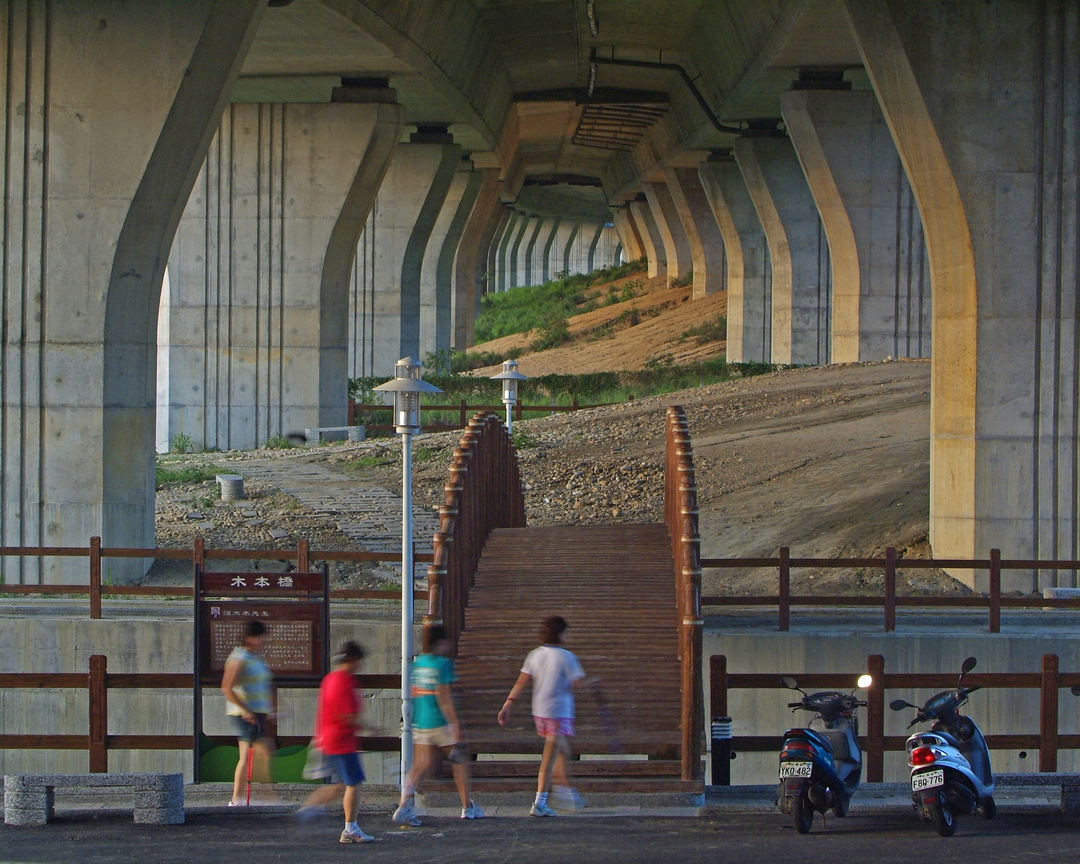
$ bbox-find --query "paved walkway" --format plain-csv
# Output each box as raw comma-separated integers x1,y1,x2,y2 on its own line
238,457,439,581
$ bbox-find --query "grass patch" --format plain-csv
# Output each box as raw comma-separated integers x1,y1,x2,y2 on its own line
344,454,387,470
265,434,293,450
413,446,440,463
679,315,727,346
155,463,221,486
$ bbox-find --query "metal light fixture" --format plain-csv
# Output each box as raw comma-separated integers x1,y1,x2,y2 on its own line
490,359,529,434
373,357,442,784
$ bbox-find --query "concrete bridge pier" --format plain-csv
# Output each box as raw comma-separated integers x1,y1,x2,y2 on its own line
643,181,693,284
540,217,562,284
782,86,931,363
163,95,404,451
614,206,645,264
0,0,267,583
494,210,520,293
664,167,727,299
698,155,773,364
419,160,482,360
734,134,831,366
630,199,667,279
506,212,531,290
844,0,1080,589
363,130,461,376
556,219,581,277
453,170,502,349
520,215,545,287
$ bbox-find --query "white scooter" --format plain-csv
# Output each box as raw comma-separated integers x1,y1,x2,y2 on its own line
890,656,995,837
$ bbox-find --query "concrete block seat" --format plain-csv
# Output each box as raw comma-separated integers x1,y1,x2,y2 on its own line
3,773,184,826
995,773,1080,813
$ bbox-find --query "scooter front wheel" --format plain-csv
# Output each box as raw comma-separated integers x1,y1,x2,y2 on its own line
794,784,815,834
929,799,957,837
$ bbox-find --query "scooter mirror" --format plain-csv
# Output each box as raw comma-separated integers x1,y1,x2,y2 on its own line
781,676,799,690
857,674,873,689
890,699,912,711
961,656,978,674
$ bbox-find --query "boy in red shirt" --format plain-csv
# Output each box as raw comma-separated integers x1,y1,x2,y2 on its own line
315,641,374,843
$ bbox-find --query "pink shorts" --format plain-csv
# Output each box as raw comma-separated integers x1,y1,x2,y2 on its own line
534,716,574,738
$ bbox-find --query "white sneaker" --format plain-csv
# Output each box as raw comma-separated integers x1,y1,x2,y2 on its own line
552,785,586,810
339,827,374,843
530,802,557,817
461,801,485,819
391,802,422,827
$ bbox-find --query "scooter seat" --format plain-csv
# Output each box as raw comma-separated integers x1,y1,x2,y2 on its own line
784,727,833,754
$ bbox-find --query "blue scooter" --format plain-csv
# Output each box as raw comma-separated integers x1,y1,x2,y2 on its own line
776,673,873,833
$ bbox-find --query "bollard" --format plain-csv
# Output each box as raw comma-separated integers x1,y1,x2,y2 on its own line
216,474,244,502
305,428,319,446
711,716,732,785
348,425,366,443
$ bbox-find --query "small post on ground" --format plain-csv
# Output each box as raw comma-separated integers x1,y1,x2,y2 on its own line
89,536,102,620
89,655,108,773
1041,653,1060,772
884,547,897,632
866,654,885,782
778,547,790,631
989,549,1002,633
709,655,730,786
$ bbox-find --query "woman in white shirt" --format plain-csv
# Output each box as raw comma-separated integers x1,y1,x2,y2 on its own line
498,615,595,816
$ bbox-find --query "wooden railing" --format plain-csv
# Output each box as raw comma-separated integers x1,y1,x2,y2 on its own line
700,548,1080,633
425,412,526,649
349,397,619,432
0,538,433,620
711,653,1079,783
665,405,703,782
0,654,402,772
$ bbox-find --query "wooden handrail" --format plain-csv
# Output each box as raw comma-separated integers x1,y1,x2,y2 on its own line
424,412,525,650
711,653,1073,783
665,406,703,783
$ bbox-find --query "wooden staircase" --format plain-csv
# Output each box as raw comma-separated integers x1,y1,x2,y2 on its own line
447,523,692,792
423,408,703,795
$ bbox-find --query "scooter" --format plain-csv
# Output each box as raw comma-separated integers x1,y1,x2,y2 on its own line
776,673,873,833
890,656,995,837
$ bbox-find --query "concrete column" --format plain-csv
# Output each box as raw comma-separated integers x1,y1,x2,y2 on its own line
454,171,502,348
492,209,515,293
420,161,482,359
698,157,773,364
164,99,403,452
540,217,562,284
586,222,607,273
630,199,667,278
643,182,693,282
557,220,581,276
735,135,831,366
522,215,545,287
782,88,931,362
507,213,530,289
0,1,266,583
365,133,461,374
664,167,728,299
845,0,1080,587
614,206,644,261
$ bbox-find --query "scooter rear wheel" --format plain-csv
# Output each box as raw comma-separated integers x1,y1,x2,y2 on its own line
794,785,815,834
929,799,957,837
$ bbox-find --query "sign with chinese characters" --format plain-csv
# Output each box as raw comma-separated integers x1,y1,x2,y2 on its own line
200,571,324,594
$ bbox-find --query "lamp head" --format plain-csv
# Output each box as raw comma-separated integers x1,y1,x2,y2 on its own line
373,356,443,433
490,358,529,405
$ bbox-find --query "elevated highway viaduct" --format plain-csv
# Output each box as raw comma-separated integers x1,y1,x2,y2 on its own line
0,0,1076,593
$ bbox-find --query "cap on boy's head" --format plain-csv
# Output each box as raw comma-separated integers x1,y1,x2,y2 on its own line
540,615,568,645
243,620,266,640
338,641,365,662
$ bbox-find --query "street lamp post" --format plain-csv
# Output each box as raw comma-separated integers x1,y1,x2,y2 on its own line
490,359,529,434
374,357,442,786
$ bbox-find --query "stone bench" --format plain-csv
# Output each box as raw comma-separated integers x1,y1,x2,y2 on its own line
996,773,1080,812
3,773,184,826
305,425,365,445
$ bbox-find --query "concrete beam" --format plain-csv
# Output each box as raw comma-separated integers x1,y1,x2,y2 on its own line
782,89,930,362
734,136,831,366
698,158,773,364
844,0,1075,587
664,167,728,299
643,182,693,282
164,100,404,452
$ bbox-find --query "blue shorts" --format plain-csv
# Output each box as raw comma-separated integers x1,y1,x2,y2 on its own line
324,751,365,787
231,713,269,744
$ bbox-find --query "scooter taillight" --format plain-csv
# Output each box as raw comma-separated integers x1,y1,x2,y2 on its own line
910,746,936,766
781,740,814,757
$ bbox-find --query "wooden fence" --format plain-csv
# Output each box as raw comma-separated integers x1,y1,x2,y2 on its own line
0,654,402,773
700,548,1080,633
425,412,525,648
711,653,1080,783
349,397,618,432
0,538,433,620
665,406,703,782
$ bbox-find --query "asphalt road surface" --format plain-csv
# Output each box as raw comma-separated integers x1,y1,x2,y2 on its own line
2,811,1078,863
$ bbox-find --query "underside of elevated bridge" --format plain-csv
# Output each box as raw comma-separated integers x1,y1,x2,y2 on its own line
1,0,1078,596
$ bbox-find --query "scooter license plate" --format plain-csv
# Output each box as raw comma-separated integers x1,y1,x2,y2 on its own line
779,762,813,779
911,769,944,792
